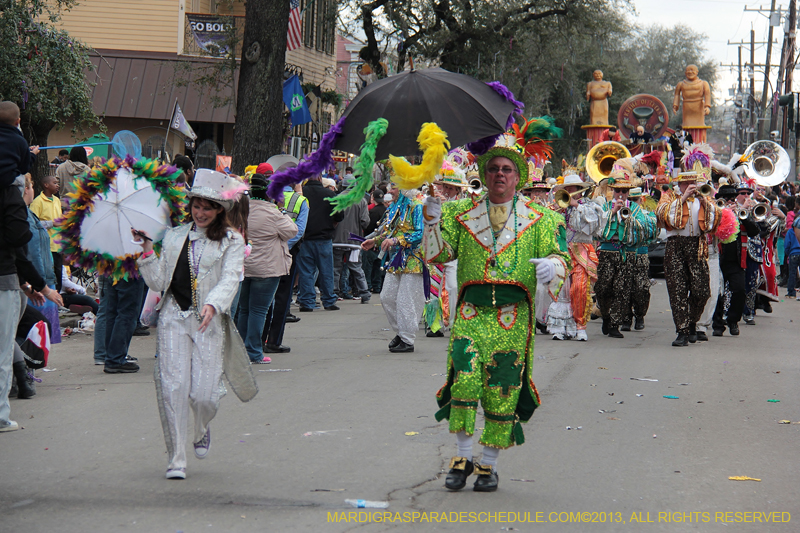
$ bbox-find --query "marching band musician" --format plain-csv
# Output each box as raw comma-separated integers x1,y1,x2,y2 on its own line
712,184,759,336
655,171,721,346
546,174,602,341
621,187,657,331
594,168,657,339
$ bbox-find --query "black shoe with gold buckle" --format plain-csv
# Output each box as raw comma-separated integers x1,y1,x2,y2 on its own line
444,456,474,491
473,463,499,492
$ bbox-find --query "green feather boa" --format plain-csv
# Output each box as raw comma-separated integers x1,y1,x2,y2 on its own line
328,118,388,214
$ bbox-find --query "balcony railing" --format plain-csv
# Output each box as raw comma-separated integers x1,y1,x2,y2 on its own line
183,13,245,58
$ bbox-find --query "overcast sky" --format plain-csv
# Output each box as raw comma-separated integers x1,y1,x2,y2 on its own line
634,0,791,101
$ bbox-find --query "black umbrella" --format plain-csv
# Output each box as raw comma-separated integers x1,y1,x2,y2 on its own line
335,68,516,159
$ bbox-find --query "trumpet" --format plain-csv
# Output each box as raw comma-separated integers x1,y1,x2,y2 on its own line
467,177,483,195
715,198,726,209
619,206,631,219
553,187,595,209
696,183,714,197
736,202,769,221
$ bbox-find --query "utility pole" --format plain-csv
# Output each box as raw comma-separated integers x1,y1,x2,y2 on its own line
759,0,777,139
782,0,796,150
751,28,757,143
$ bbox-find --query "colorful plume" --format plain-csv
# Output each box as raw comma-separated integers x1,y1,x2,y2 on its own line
389,123,450,190
328,118,389,214
511,116,563,161
681,143,713,170
266,116,346,200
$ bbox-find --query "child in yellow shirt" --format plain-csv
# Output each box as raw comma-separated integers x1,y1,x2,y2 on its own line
29,175,63,291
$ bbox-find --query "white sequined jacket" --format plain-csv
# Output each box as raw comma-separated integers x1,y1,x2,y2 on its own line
137,223,245,315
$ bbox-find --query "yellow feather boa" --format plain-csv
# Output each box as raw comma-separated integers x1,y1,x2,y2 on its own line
388,123,450,190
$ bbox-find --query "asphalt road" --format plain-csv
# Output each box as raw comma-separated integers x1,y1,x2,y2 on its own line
2,281,799,533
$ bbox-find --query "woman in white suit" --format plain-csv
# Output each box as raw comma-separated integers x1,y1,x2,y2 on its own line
133,169,253,480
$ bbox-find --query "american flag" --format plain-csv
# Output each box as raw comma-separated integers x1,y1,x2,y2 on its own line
287,0,302,51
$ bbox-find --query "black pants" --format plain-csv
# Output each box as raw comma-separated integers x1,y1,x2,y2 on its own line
664,236,710,334
262,245,300,346
52,252,63,293
713,267,746,330
626,253,651,322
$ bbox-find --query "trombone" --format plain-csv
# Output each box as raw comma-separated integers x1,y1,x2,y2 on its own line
553,185,596,209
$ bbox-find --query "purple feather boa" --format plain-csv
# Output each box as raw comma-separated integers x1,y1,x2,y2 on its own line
266,116,346,200
466,81,525,156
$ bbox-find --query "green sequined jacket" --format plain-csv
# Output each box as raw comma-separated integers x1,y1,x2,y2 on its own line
423,194,571,303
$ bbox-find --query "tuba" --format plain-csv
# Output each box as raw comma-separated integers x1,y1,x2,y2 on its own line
586,141,632,183
741,140,790,187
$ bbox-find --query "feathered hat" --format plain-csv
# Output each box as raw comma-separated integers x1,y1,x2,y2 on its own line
681,143,714,181
607,157,637,189
477,116,563,191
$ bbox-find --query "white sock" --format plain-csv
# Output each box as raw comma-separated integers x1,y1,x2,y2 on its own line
455,431,473,459
481,446,499,468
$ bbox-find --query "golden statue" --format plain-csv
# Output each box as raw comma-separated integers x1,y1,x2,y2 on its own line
672,64,711,128
586,70,613,125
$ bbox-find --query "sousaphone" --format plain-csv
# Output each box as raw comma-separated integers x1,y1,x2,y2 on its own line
742,140,790,187
585,141,632,183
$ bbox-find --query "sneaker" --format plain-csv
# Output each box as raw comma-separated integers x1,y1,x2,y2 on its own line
574,330,588,341
298,307,314,312
285,314,301,323
253,356,271,364
94,360,105,365
103,362,140,373
194,427,211,459
361,296,371,304
324,304,340,311
165,468,186,480
0,420,19,432
552,332,566,341
132,326,150,337
126,355,139,363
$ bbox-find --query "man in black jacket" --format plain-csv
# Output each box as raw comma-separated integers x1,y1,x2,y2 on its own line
363,190,387,292
712,185,759,336
295,175,345,312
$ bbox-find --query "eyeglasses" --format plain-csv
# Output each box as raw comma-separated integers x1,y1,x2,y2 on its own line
486,166,517,175
737,192,749,196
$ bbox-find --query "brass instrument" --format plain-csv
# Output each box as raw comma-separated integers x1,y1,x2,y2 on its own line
467,177,483,195
715,198,726,209
553,185,596,209
585,141,632,183
696,183,714,197
619,206,631,219
736,202,769,221
741,140,791,187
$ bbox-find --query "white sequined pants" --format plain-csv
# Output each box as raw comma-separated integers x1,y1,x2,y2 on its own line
380,272,425,345
155,298,224,470
443,261,458,329
697,251,722,333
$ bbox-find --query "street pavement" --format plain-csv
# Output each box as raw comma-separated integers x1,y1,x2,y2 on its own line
2,281,799,533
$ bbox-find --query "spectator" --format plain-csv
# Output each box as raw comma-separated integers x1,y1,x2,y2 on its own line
332,193,371,303
61,267,98,315
28,175,63,292
22,174,61,345
295,175,344,312
784,214,800,300
51,149,69,165
56,146,90,209
362,189,387,293
0,101,39,189
262,165,309,354
235,174,297,364
173,155,195,186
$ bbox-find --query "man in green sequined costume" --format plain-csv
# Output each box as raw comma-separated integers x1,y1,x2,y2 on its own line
422,139,570,492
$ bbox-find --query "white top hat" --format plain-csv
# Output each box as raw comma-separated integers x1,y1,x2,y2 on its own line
187,169,248,211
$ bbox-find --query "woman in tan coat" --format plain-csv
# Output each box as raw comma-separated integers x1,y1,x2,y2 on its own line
236,174,297,363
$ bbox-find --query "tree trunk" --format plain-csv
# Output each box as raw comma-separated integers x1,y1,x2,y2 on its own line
231,0,290,175
21,113,55,184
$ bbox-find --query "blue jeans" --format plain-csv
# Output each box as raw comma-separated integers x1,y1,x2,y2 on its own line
93,277,108,364
788,254,800,296
99,276,145,367
296,239,338,309
236,276,281,361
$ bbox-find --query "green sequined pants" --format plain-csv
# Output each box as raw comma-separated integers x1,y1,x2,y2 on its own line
435,298,540,449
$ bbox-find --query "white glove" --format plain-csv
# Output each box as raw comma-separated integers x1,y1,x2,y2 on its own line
529,258,555,284
39,220,54,230
422,196,442,225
